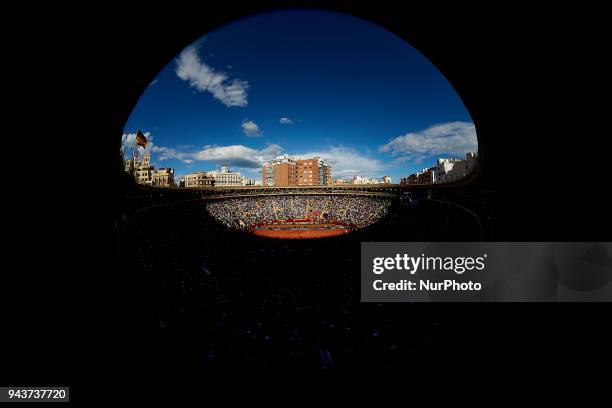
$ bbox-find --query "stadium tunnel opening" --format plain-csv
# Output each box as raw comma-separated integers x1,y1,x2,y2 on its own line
115,7,486,242
109,5,495,371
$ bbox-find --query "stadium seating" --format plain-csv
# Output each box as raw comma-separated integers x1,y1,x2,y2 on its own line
116,187,492,370
205,195,392,231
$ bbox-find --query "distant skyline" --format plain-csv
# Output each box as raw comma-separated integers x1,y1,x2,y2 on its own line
122,9,477,183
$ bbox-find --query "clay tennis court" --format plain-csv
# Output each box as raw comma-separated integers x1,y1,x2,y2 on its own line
251,220,353,239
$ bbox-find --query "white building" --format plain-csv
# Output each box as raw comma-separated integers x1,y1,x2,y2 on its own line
135,167,154,185
152,168,175,187
241,176,260,186
125,152,175,187
432,152,477,183
184,172,214,188
206,166,243,187
125,151,151,172
351,175,380,185
125,152,154,185
349,175,392,185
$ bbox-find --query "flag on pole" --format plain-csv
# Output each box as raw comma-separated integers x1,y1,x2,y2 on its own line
136,130,148,148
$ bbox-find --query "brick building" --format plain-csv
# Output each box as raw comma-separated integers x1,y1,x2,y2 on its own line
262,155,332,186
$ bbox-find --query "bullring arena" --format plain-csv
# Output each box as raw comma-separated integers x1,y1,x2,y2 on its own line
205,193,394,239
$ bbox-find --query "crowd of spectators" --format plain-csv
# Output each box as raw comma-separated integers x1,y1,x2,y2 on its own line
205,195,392,230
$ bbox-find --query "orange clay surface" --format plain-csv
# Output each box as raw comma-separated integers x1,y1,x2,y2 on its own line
251,223,352,239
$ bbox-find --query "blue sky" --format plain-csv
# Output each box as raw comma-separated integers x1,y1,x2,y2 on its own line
122,9,477,183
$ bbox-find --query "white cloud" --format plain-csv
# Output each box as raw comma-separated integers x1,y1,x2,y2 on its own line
295,146,387,179
242,120,262,137
175,45,249,107
150,145,194,164
147,143,283,168
279,117,293,125
192,144,281,168
378,122,478,159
